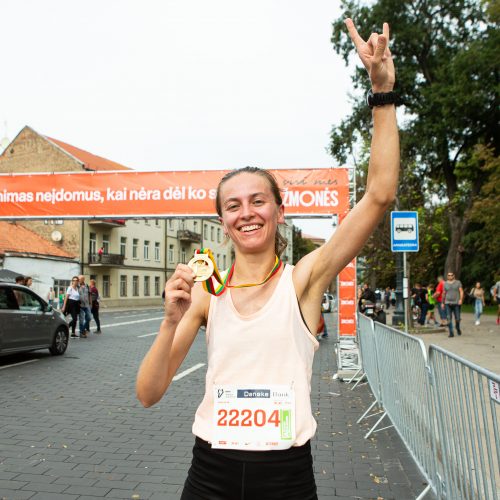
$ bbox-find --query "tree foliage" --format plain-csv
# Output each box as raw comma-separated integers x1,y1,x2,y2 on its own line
330,0,499,288
292,226,317,264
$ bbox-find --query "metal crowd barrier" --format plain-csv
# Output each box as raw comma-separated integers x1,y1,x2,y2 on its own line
429,346,500,500
355,315,390,438
373,322,436,500
352,314,500,499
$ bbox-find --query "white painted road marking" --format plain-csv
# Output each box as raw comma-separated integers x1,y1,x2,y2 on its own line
137,332,158,338
0,359,39,370
99,316,164,329
172,363,205,381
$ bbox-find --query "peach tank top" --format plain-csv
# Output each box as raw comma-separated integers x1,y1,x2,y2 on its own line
192,264,319,450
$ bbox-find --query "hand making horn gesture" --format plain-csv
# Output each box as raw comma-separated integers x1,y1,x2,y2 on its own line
345,18,395,93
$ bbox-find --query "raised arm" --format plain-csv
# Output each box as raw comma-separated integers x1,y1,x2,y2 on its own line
294,19,399,315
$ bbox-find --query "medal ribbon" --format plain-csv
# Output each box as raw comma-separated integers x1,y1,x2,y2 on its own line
194,248,282,296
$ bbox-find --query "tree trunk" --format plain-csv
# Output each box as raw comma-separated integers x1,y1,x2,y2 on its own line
445,210,468,278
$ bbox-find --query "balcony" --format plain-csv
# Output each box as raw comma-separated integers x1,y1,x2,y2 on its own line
88,252,125,266
88,219,126,228
177,229,202,243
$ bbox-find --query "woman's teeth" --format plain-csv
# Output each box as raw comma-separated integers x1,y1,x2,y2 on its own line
241,225,261,232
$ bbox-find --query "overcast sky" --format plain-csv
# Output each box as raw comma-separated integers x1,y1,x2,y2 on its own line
1,0,359,239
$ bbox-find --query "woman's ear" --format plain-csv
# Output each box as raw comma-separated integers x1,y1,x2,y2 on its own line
218,217,228,236
277,204,285,224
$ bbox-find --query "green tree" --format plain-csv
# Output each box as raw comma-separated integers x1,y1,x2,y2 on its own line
330,0,499,279
292,226,317,264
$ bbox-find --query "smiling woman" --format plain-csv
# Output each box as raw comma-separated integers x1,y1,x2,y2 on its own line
136,17,400,500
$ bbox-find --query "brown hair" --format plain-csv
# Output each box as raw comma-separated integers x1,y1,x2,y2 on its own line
215,167,288,257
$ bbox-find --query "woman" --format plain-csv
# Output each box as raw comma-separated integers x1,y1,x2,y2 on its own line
63,276,81,338
89,279,101,333
426,284,439,326
137,18,399,500
472,282,485,326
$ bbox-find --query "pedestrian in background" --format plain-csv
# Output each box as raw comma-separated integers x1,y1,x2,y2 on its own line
58,290,65,310
426,284,439,326
493,278,500,325
63,276,81,338
471,282,485,326
24,276,33,288
47,287,56,307
78,275,91,339
89,279,102,334
442,271,463,337
390,288,396,307
433,275,447,327
385,286,391,309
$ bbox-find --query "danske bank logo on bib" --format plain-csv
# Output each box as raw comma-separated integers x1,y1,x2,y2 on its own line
237,389,271,398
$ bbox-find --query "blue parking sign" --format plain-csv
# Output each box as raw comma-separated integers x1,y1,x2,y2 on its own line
391,211,419,252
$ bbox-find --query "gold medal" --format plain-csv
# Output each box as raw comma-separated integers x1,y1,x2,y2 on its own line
188,254,214,282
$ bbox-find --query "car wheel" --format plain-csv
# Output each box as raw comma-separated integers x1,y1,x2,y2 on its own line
49,327,69,355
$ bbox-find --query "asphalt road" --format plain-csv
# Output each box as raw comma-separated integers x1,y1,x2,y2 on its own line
0,309,429,500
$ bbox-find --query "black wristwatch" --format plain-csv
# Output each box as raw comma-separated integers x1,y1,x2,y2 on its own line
366,89,402,108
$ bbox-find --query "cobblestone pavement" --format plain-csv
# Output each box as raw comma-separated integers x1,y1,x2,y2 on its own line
0,309,432,499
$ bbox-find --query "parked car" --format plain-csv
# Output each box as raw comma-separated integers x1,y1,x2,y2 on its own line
321,293,335,313
0,282,69,356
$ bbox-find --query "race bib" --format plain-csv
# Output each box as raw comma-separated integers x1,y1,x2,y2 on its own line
212,385,295,450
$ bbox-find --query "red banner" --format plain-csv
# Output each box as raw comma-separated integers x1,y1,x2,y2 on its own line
337,260,357,337
0,168,349,219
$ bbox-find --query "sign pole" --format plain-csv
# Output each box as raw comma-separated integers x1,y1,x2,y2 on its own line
403,252,408,333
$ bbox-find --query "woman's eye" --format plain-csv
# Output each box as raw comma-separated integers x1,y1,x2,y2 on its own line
226,204,238,211
253,199,264,205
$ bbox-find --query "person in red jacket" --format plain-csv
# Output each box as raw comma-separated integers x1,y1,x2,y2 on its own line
433,275,447,327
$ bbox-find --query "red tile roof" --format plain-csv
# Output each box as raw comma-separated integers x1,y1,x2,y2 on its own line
0,222,75,259
45,136,132,171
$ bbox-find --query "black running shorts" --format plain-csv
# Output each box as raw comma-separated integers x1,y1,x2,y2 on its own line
180,437,318,500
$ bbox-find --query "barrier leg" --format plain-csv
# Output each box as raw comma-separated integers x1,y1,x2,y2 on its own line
415,483,431,500
364,411,392,439
357,400,378,424
346,367,362,384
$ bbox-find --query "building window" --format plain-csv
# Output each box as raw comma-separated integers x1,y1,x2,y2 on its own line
120,275,127,297
144,218,150,225
155,276,160,296
144,276,150,296
181,248,186,264
144,240,150,260
223,255,227,269
120,237,127,257
204,225,208,240
168,244,174,263
217,228,221,243
54,279,71,304
154,242,160,261
168,219,173,230
193,220,198,233
103,235,110,254
155,220,160,227
89,233,97,255
211,226,214,241
133,239,139,259
132,276,139,296
103,275,110,297
217,254,221,268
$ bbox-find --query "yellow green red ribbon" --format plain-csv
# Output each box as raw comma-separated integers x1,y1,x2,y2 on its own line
194,248,282,296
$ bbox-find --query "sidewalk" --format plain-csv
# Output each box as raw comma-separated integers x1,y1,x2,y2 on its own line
311,313,433,499
385,309,498,373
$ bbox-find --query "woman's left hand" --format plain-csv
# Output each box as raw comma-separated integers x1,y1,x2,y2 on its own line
345,18,395,93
